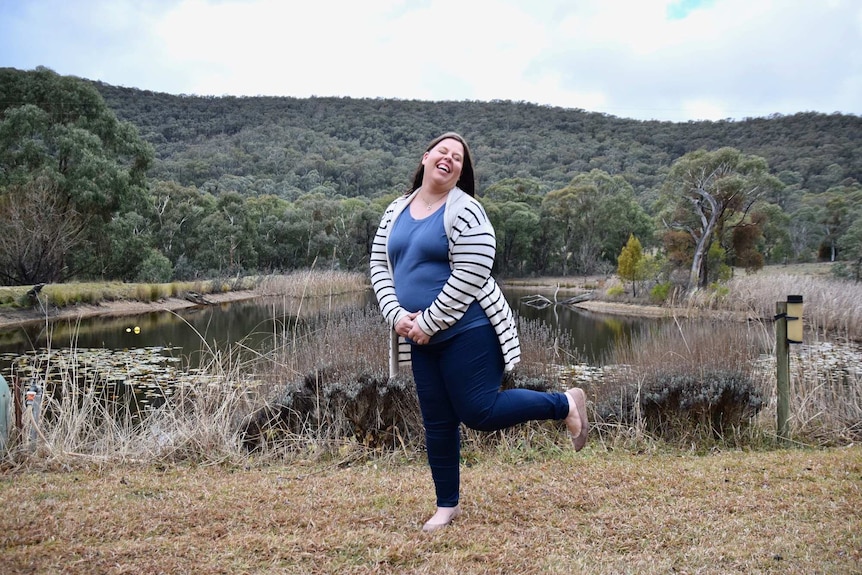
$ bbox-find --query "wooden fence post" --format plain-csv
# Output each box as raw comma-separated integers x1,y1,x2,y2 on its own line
775,301,790,441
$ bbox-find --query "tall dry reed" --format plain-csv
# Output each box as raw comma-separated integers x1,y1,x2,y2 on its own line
780,338,862,444
590,318,773,446
684,273,862,341
256,270,367,298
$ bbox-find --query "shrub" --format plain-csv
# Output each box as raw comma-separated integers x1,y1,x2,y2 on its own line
601,369,764,440
606,285,624,298
593,319,770,444
136,250,173,283
241,369,421,452
650,282,671,303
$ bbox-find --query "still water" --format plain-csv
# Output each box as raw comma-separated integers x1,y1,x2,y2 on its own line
0,288,656,373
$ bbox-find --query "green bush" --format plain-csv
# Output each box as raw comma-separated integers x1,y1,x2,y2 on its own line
649,282,671,303
136,250,173,283
606,285,624,298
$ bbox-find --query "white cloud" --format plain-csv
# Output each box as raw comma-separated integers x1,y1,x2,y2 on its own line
1,0,859,121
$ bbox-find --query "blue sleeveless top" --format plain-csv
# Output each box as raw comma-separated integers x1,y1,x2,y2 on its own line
388,207,487,343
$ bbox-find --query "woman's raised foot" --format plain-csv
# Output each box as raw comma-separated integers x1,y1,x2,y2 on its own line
565,388,589,451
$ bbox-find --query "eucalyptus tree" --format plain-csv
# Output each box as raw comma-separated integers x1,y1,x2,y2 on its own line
483,178,543,276
335,196,381,270
838,218,862,281
149,180,218,277
786,204,820,261
484,199,540,277
580,170,654,264
751,202,792,264
0,67,153,283
290,191,341,268
245,194,294,271
194,191,257,274
541,170,653,276
658,148,781,290
801,184,862,262
540,185,590,275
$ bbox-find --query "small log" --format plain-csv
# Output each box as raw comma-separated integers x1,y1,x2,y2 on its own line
184,291,213,305
559,292,595,306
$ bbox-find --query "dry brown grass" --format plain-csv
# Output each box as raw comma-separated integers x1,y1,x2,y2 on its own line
256,270,367,298
1,446,859,574
650,265,862,342
719,273,862,340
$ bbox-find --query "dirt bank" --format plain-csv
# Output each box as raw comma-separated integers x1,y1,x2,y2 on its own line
0,291,258,331
572,300,754,322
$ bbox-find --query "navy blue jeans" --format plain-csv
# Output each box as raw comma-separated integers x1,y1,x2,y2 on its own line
411,323,570,507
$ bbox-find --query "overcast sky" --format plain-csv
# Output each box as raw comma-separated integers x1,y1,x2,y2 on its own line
1,0,860,122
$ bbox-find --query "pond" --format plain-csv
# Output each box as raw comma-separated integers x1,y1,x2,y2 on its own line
0,288,659,416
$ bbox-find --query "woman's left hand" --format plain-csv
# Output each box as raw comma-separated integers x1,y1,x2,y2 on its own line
407,320,430,345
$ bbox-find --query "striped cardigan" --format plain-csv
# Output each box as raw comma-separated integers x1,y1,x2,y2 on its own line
369,186,521,378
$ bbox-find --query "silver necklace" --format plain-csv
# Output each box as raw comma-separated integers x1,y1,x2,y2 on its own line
421,193,446,211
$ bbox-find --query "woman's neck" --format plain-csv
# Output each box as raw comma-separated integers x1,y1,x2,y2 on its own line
420,182,452,197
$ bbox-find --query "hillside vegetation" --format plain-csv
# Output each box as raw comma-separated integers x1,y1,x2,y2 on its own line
1,67,860,288
93,81,861,200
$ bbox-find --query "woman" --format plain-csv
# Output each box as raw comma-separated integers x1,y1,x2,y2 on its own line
370,132,588,533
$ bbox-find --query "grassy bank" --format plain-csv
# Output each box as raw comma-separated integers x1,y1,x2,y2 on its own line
2,447,859,574
0,270,368,310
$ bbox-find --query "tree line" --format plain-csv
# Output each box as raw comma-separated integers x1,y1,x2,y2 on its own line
1,67,860,290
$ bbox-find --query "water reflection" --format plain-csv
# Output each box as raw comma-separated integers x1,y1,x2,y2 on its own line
0,288,658,371
506,287,654,363
0,292,368,363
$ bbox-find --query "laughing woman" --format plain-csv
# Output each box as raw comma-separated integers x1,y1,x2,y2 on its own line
369,132,588,533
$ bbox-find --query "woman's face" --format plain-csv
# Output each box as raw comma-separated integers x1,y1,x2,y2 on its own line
421,138,464,191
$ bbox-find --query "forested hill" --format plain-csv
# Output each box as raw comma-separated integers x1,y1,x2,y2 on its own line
92,81,862,205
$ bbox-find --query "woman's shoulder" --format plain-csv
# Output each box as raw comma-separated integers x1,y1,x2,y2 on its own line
449,187,484,210
382,193,412,216
446,188,492,232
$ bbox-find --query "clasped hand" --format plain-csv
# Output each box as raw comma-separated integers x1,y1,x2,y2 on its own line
395,311,430,345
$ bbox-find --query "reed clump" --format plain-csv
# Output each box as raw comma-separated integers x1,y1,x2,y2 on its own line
256,270,367,298
679,272,862,341
783,339,862,444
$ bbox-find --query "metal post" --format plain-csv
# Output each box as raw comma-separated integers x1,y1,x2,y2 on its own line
13,374,22,432
0,374,10,455
25,380,43,449
775,301,790,441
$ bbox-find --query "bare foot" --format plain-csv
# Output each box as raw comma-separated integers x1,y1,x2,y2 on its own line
422,505,462,533
565,388,589,451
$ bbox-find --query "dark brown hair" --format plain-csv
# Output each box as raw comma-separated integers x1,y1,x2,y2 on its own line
409,132,475,197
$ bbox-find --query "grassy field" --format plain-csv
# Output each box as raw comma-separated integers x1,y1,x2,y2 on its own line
2,446,859,574
1,265,861,574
